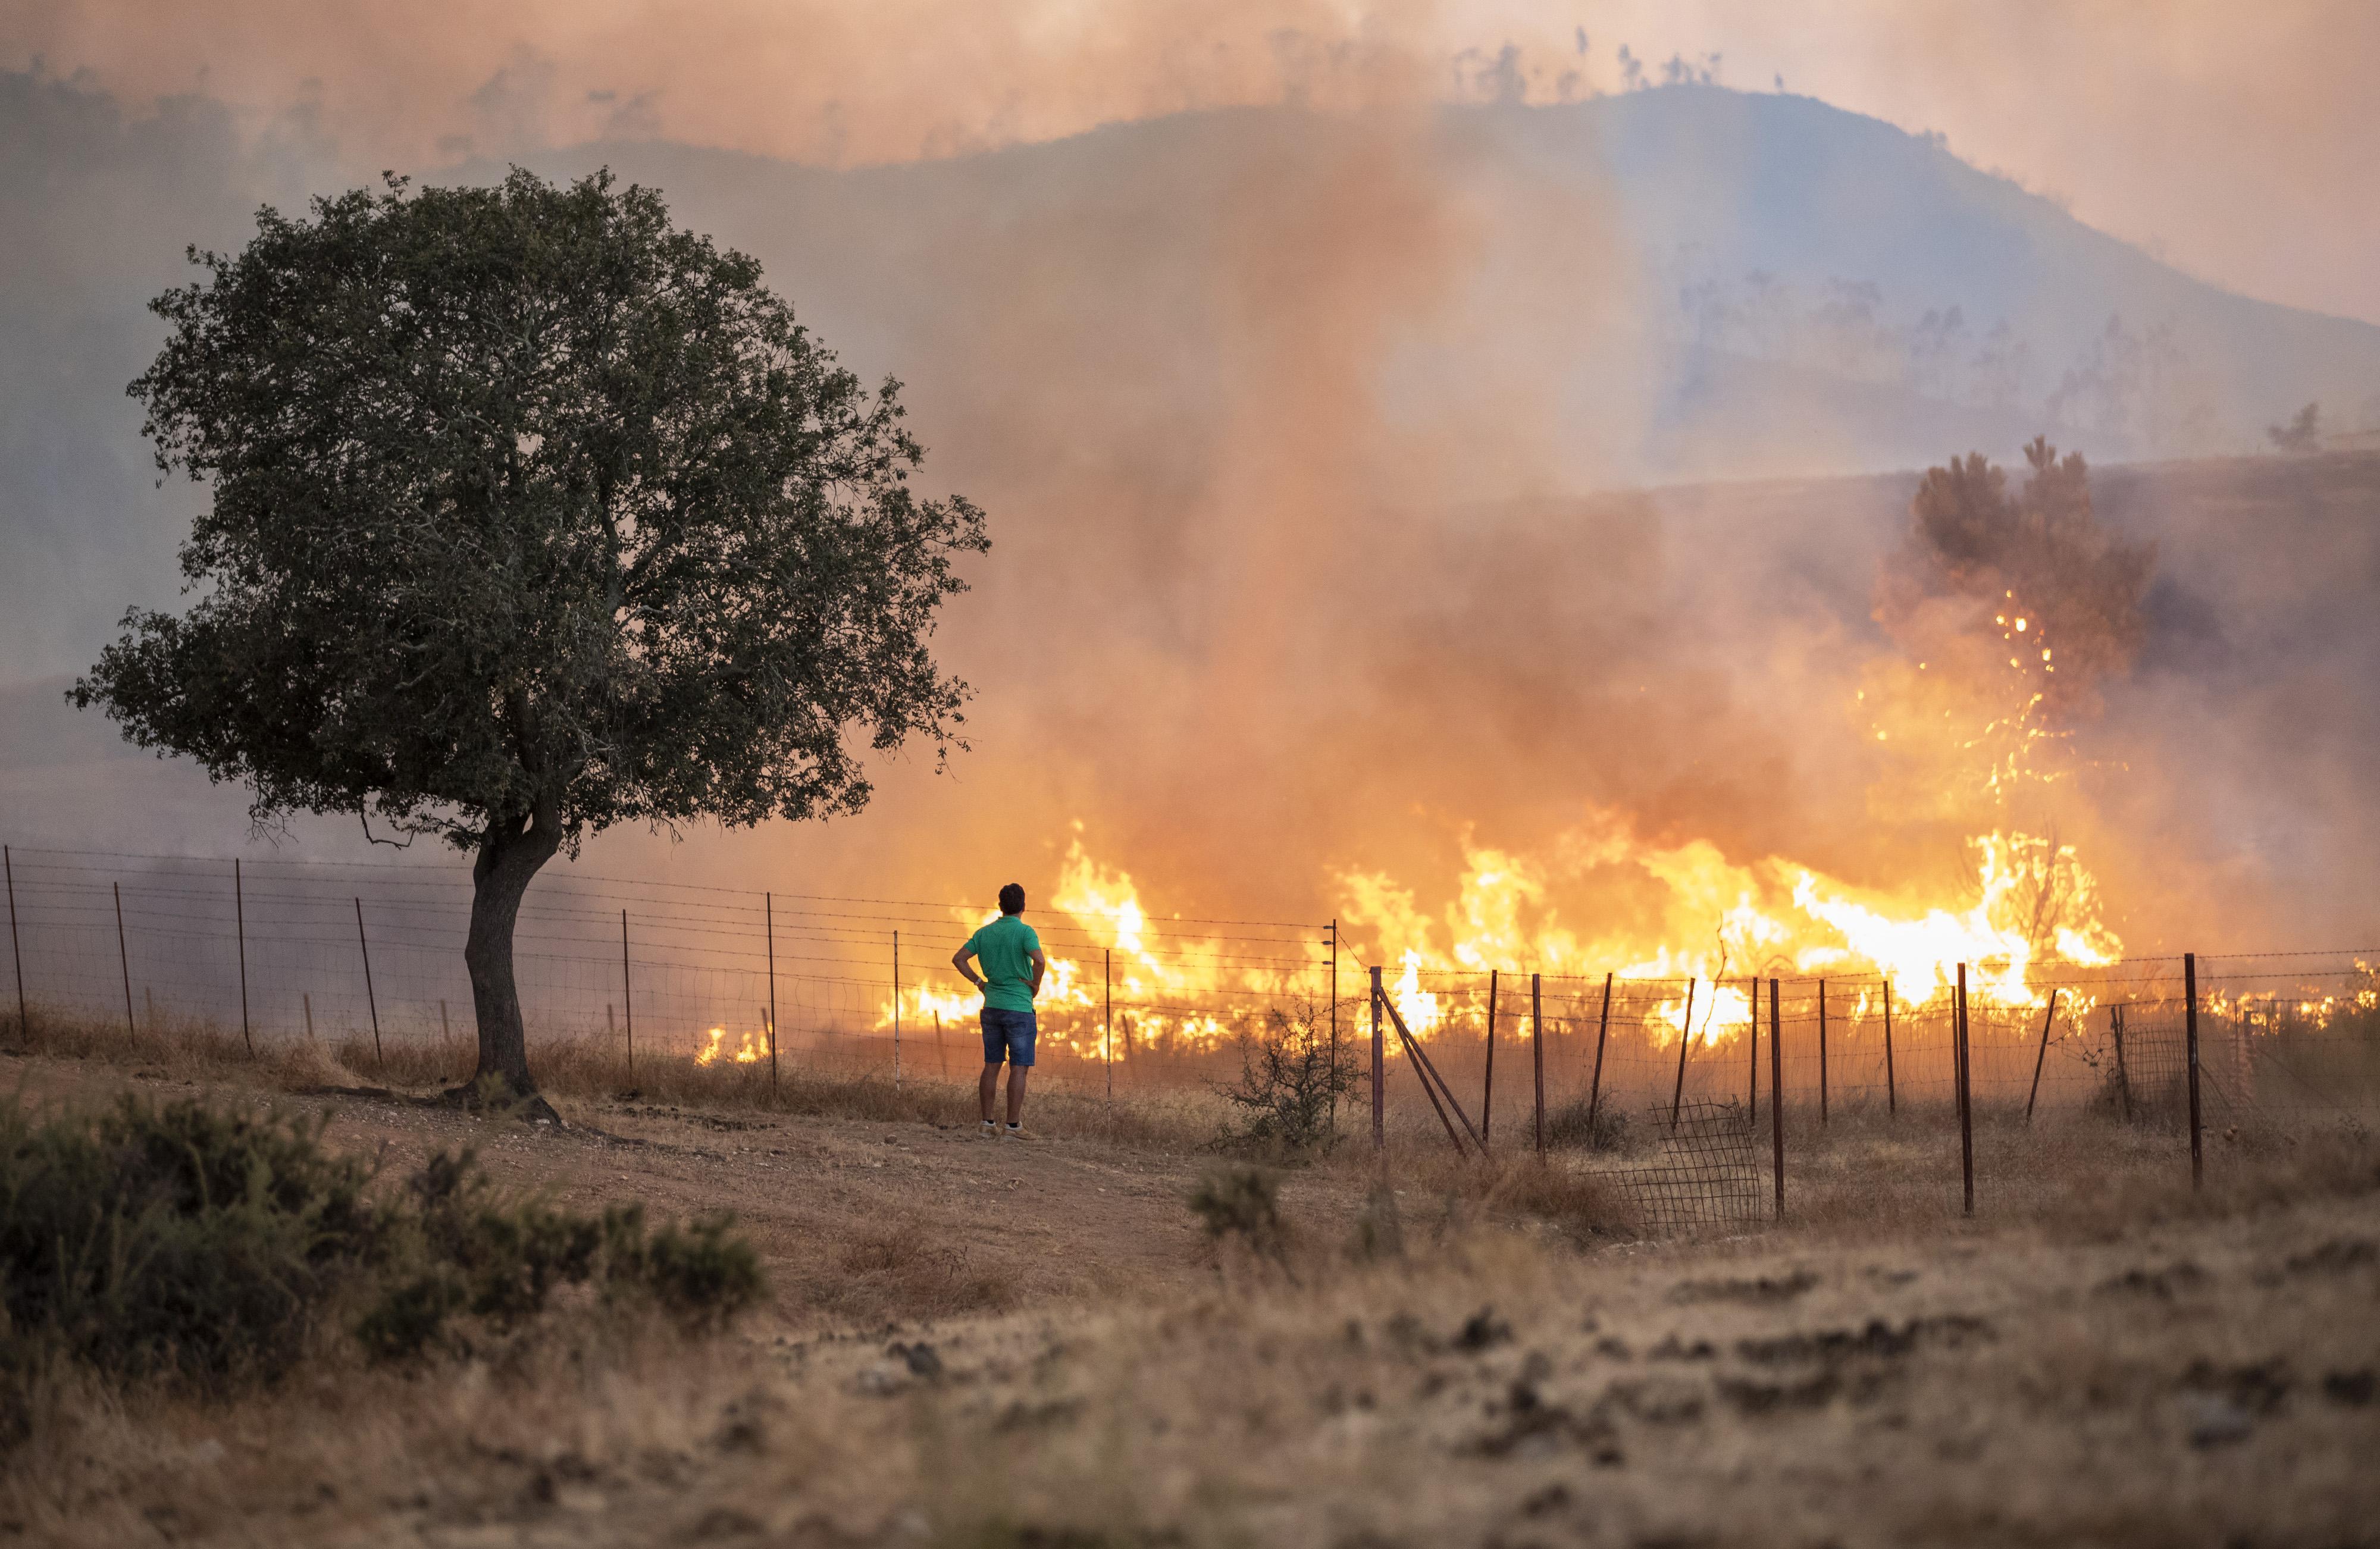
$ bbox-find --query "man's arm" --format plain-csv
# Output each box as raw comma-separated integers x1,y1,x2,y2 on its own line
951,943,985,992
1027,948,1047,997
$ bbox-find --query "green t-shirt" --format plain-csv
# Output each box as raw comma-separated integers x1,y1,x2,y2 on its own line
964,915,1042,1013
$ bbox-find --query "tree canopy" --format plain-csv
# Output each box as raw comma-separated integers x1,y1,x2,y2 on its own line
75,168,987,1099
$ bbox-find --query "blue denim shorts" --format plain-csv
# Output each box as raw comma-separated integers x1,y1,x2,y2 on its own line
980,1006,1036,1067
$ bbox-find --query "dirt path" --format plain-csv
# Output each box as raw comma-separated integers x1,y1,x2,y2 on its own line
1,1049,1342,1331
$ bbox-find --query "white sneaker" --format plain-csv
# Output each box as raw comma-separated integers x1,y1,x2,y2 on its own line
981,1120,998,1137
1002,1123,1024,1142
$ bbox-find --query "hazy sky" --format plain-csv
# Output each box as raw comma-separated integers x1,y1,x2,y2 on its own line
4,0,2375,324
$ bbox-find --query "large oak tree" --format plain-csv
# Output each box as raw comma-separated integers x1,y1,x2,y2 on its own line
76,170,986,1111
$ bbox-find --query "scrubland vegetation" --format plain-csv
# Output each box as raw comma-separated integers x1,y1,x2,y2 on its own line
4,1008,2377,1545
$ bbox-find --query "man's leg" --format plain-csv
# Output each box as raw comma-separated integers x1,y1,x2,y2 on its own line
979,1009,1007,1125
1005,1065,1030,1125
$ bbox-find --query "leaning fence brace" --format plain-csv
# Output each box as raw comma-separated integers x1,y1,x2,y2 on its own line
5,846,25,1040
354,898,382,1071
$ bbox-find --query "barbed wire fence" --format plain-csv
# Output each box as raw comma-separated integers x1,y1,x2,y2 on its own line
4,842,2373,1230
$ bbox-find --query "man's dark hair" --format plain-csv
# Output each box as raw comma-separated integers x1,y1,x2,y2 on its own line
998,883,1026,915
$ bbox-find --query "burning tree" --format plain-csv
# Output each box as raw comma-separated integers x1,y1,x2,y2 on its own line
74,170,986,1115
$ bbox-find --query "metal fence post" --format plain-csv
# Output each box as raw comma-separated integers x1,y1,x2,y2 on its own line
2184,952,2203,1190
114,881,134,1037
234,859,252,1056
1956,963,1975,1217
1370,964,1385,1150
354,897,382,1070
1327,920,1338,1134
2110,1003,2131,1121
1531,971,1545,1156
2024,987,2062,1123
766,892,779,1099
1769,977,1784,1220
1747,974,1758,1120
1883,976,1896,1115
621,909,634,1085
1585,971,1613,1133
894,929,903,1090
1482,968,1498,1150
1670,977,1696,1130
5,845,26,1040
1102,945,1111,1101
1817,977,1828,1126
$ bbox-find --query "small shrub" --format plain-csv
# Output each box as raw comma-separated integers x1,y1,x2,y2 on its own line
1189,1167,1289,1265
0,1096,390,1401
1543,1099,1630,1152
1212,1004,1364,1160
0,1095,766,1432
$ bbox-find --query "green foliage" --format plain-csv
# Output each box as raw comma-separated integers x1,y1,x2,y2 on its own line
0,1096,389,1397
1213,1004,1364,1160
76,167,987,854
0,1095,765,1433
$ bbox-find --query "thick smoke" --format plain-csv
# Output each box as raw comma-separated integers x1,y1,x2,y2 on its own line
1,20,2376,962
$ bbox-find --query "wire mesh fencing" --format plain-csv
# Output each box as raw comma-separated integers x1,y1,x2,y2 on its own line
1591,1100,1767,1234
4,842,2373,1208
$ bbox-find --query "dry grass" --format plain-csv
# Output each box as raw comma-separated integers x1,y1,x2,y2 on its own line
8,1010,2380,1545
9,1145,2378,1547
3,1002,1226,1152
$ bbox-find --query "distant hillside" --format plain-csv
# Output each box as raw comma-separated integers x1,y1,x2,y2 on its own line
6,73,2380,683
547,90,2380,478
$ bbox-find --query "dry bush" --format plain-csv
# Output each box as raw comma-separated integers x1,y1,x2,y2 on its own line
0,1090,765,1457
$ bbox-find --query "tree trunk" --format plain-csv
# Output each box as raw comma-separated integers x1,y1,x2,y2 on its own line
455,801,563,1120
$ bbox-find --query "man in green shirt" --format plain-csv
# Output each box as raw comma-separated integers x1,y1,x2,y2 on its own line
951,882,1047,1138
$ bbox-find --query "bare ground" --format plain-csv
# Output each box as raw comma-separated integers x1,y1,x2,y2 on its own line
6,1047,2378,1547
